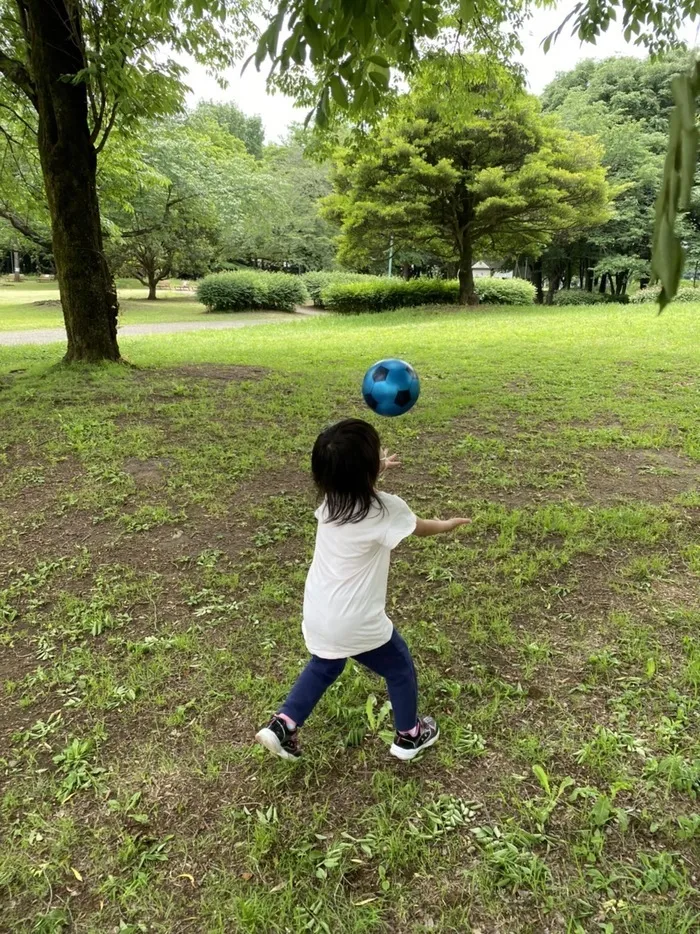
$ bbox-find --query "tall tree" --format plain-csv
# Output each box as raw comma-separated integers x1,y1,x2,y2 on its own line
107,115,274,292
325,55,611,304
0,0,250,361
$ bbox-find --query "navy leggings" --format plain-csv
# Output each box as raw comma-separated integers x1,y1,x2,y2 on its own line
281,628,418,732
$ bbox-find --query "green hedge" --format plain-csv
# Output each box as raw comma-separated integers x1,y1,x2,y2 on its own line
302,271,369,307
197,271,308,312
552,290,630,306
630,285,700,304
475,278,535,305
320,276,535,313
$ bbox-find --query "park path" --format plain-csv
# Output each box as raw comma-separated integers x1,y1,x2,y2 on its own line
0,308,324,347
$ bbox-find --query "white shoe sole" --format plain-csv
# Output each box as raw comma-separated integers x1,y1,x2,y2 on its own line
389,728,440,761
255,727,298,760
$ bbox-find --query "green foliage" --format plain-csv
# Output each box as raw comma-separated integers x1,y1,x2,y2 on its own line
475,278,536,305
254,0,697,128
652,63,700,310
541,52,695,303
594,255,649,281
552,290,630,306
302,271,370,306
322,277,456,312
188,101,265,159
197,271,308,312
321,276,534,312
630,285,700,304
238,136,338,271
325,54,611,301
106,115,275,288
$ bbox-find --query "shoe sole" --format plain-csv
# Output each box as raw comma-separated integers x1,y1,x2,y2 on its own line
255,727,298,761
389,728,440,761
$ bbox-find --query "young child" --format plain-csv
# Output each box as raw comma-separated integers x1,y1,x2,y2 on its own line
255,418,470,761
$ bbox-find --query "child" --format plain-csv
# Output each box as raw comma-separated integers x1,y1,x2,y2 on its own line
255,418,470,761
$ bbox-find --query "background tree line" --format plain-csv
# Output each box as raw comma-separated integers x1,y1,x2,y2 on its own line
0,100,337,295
1,33,698,326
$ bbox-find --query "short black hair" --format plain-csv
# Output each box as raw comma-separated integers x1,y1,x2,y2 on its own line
312,418,383,524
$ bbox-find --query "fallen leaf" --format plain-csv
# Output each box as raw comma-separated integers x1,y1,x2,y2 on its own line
70,867,83,882
241,872,253,881
177,873,196,887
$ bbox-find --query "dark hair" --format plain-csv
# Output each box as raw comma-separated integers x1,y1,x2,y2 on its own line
312,418,383,524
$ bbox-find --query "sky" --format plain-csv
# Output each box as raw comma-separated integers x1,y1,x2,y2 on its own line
183,4,700,142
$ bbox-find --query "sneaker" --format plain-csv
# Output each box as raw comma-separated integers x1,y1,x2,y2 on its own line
255,715,301,760
390,716,439,761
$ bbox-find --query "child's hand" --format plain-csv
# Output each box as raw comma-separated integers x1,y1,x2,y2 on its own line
445,517,471,532
414,516,471,537
380,448,401,473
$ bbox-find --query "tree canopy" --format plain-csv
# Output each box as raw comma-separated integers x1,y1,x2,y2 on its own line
325,55,611,303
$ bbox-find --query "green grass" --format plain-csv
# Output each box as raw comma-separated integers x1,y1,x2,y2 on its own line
1,302,699,933
0,279,288,331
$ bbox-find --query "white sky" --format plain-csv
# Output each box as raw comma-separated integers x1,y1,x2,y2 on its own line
183,4,700,142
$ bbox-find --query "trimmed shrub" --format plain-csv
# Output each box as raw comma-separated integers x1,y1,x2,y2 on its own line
197,270,307,312
476,278,535,305
321,276,535,313
552,290,630,306
630,285,700,304
320,277,456,313
302,271,369,307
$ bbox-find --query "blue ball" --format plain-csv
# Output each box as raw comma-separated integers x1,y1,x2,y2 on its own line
362,358,420,417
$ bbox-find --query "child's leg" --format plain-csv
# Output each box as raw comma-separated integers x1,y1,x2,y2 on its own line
280,655,347,727
353,629,418,732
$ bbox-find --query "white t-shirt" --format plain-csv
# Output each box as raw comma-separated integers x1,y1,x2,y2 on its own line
302,491,417,659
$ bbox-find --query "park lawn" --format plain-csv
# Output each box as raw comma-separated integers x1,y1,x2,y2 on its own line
0,302,699,933
0,281,286,331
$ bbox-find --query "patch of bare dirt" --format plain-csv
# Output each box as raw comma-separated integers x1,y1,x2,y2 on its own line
123,456,171,487
0,647,42,741
583,448,700,504
0,455,82,518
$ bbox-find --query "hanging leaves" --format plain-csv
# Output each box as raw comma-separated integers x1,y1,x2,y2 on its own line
651,63,700,311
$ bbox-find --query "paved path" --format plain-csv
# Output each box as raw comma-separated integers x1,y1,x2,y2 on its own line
0,308,324,347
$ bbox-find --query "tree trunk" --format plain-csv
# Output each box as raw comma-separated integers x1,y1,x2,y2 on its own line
546,274,561,305
146,263,158,300
27,0,120,363
565,260,572,290
533,257,544,304
401,262,412,281
458,239,478,305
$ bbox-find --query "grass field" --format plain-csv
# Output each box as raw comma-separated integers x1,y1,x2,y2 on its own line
1,303,699,933
0,280,286,331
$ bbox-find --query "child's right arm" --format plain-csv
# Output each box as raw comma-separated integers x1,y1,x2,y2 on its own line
413,517,471,537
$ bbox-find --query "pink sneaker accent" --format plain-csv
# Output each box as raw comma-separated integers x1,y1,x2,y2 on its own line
278,713,297,730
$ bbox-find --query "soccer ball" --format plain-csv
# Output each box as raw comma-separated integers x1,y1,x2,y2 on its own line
362,358,420,417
